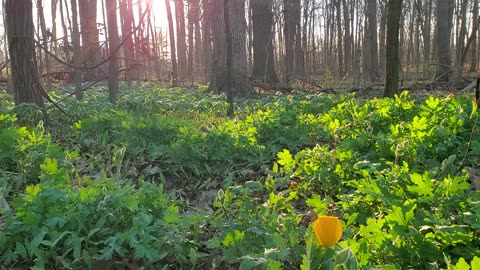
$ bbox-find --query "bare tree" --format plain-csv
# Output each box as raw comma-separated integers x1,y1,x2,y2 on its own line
436,0,452,81
78,0,99,80
71,0,83,100
6,0,44,108
165,0,178,86
250,0,279,83
384,0,403,97
106,0,120,104
37,0,52,90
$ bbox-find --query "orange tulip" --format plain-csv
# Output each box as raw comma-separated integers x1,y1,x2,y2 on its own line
312,216,343,248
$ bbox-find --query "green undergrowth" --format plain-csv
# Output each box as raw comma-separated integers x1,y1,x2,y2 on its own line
0,84,479,269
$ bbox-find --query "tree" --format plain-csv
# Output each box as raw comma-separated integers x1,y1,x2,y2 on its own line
208,0,226,93
71,0,83,100
250,0,279,83
37,0,52,90
6,0,44,108
175,0,187,80
469,0,478,72
384,0,403,97
78,0,99,80
120,0,139,82
106,0,120,104
165,0,178,86
229,0,253,96
435,0,452,81
365,0,379,82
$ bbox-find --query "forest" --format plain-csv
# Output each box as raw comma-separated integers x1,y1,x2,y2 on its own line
0,0,480,269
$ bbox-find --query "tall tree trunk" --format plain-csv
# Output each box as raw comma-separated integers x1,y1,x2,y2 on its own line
106,0,119,104
193,1,202,76
120,0,138,83
250,0,279,83
284,0,295,79
436,0,452,81
208,0,226,93
294,0,305,76
187,0,195,80
378,0,386,74
175,0,187,81
224,0,233,116
366,0,379,82
342,0,351,76
165,0,178,86
202,0,212,83
6,0,44,108
59,0,71,64
51,0,58,53
230,0,253,96
384,0,403,97
37,0,52,90
71,0,83,100
469,0,478,72
335,0,343,77
78,0,99,81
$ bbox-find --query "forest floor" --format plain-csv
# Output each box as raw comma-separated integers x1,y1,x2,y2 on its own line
0,81,479,269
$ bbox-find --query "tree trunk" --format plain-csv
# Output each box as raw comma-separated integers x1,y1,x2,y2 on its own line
120,0,138,83
230,0,253,96
175,0,187,80
224,0,233,116
106,0,120,104
469,0,478,72
71,0,83,100
51,0,58,53
187,0,195,80
335,0,343,77
284,0,295,79
165,0,178,86
208,0,226,93
436,0,452,81
59,0,72,64
6,0,44,108
250,0,279,83
366,0,379,82
37,0,52,90
78,0,99,81
378,0,386,74
202,0,212,83
294,0,304,76
384,0,403,97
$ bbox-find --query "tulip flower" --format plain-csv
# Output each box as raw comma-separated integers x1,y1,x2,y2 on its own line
312,215,343,248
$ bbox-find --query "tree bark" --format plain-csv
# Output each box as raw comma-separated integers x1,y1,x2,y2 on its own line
250,0,279,83
106,0,120,104
384,0,403,97
208,0,226,93
335,0,343,77
70,0,83,100
366,0,379,82
202,0,212,83
175,0,187,80
59,0,71,64
469,0,478,72
230,0,253,96
37,0,52,90
6,0,44,108
78,0,99,81
435,0,452,81
120,0,138,83
165,0,178,86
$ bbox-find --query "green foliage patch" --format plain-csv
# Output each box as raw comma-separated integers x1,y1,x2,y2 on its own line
1,84,479,269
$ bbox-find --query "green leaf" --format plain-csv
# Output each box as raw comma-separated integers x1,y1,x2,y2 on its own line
453,257,470,270
277,149,295,171
471,257,480,269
